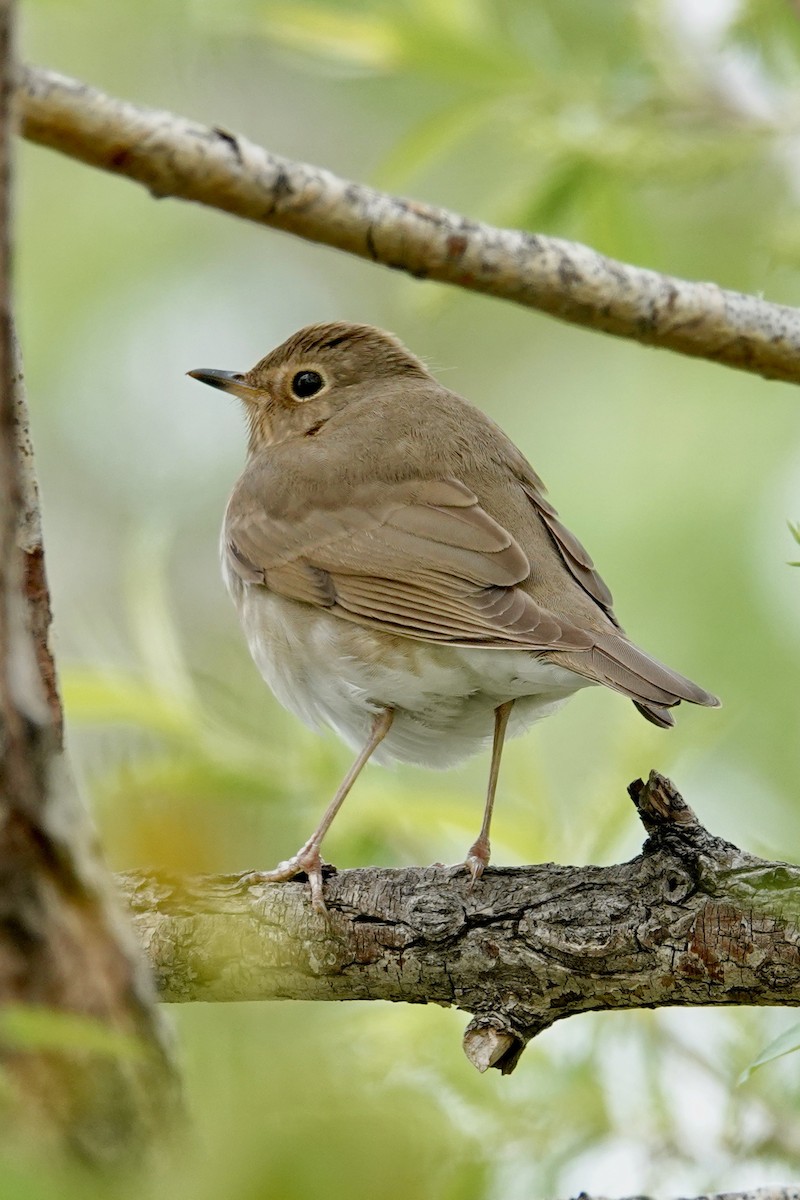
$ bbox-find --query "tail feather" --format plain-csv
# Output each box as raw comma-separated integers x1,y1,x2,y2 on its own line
633,700,676,729
554,632,720,718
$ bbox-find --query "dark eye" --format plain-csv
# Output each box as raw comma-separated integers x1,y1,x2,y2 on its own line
291,370,325,400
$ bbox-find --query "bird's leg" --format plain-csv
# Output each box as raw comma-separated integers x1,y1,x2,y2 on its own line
464,700,514,888
249,707,394,912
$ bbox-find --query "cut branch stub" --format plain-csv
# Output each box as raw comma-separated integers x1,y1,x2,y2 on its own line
628,769,699,830
120,772,800,1074
462,1023,522,1075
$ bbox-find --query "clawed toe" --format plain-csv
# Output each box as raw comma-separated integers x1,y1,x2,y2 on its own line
464,855,486,889
243,846,329,913
463,836,491,891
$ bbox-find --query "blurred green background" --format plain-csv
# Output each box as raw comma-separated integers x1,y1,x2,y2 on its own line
14,0,800,1196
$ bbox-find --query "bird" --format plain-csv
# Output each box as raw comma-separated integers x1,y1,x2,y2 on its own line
188,322,719,911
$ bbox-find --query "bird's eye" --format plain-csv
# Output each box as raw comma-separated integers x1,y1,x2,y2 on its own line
291,370,325,400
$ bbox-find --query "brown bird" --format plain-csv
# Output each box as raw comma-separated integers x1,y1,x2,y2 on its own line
189,322,719,910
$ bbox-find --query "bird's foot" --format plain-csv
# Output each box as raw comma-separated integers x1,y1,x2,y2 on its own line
462,835,491,891
243,844,329,914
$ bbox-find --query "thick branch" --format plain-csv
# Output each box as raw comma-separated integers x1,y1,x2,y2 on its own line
572,1191,800,1200
18,64,800,386
119,772,800,1075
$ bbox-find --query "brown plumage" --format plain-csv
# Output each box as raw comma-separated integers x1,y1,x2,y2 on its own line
189,322,719,910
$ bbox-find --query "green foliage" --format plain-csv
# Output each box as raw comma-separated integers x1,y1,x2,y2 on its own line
739,1020,800,1084
0,1008,142,1060
224,0,800,275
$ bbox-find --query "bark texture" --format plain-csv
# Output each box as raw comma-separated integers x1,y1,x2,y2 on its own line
570,1191,800,1200
12,332,62,737
18,64,800,386
0,7,180,1163
119,772,800,1075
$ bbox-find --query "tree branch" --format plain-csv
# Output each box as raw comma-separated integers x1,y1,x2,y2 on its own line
571,1191,800,1200
119,772,800,1075
18,64,800,386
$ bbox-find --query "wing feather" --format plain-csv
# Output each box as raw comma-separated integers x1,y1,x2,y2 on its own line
225,476,591,651
226,472,719,712
520,480,616,616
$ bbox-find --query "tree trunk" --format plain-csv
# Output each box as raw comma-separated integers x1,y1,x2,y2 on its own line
0,1,180,1164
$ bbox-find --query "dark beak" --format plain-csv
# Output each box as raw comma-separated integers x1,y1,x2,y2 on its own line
187,368,244,392
187,368,261,402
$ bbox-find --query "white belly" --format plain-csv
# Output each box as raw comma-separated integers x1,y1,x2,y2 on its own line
227,567,592,769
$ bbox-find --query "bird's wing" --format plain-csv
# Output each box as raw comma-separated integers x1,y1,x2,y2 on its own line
225,476,593,651
226,474,720,712
518,478,617,620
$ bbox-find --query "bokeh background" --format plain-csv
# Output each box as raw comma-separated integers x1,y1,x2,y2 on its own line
14,0,800,1196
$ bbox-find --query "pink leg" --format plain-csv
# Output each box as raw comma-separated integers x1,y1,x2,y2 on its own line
248,708,394,912
464,700,514,888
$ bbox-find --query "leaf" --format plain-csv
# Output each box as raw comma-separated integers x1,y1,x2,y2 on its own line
0,1007,143,1059
62,666,197,740
738,1021,800,1083
517,158,595,230
260,1,533,87
122,523,198,708
789,520,800,566
729,0,800,79
261,5,404,70
373,95,494,190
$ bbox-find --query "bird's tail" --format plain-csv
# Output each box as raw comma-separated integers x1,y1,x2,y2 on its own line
552,632,720,726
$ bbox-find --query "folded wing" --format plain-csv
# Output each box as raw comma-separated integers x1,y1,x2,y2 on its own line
226,474,719,715
226,477,592,651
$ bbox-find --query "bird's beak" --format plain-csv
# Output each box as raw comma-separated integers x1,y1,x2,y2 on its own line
187,368,262,404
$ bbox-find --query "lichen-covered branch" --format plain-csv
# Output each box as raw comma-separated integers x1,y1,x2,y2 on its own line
18,64,800,386
119,772,800,1075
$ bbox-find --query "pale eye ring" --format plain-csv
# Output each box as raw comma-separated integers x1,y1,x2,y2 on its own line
291,370,325,400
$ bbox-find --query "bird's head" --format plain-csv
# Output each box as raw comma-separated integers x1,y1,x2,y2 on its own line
188,321,429,453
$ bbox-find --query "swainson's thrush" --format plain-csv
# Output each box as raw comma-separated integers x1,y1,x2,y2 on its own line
189,322,718,910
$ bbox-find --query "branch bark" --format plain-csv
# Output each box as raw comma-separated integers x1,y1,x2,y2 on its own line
12,331,62,737
18,64,800,386
0,11,181,1163
119,772,800,1075
571,1191,800,1200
